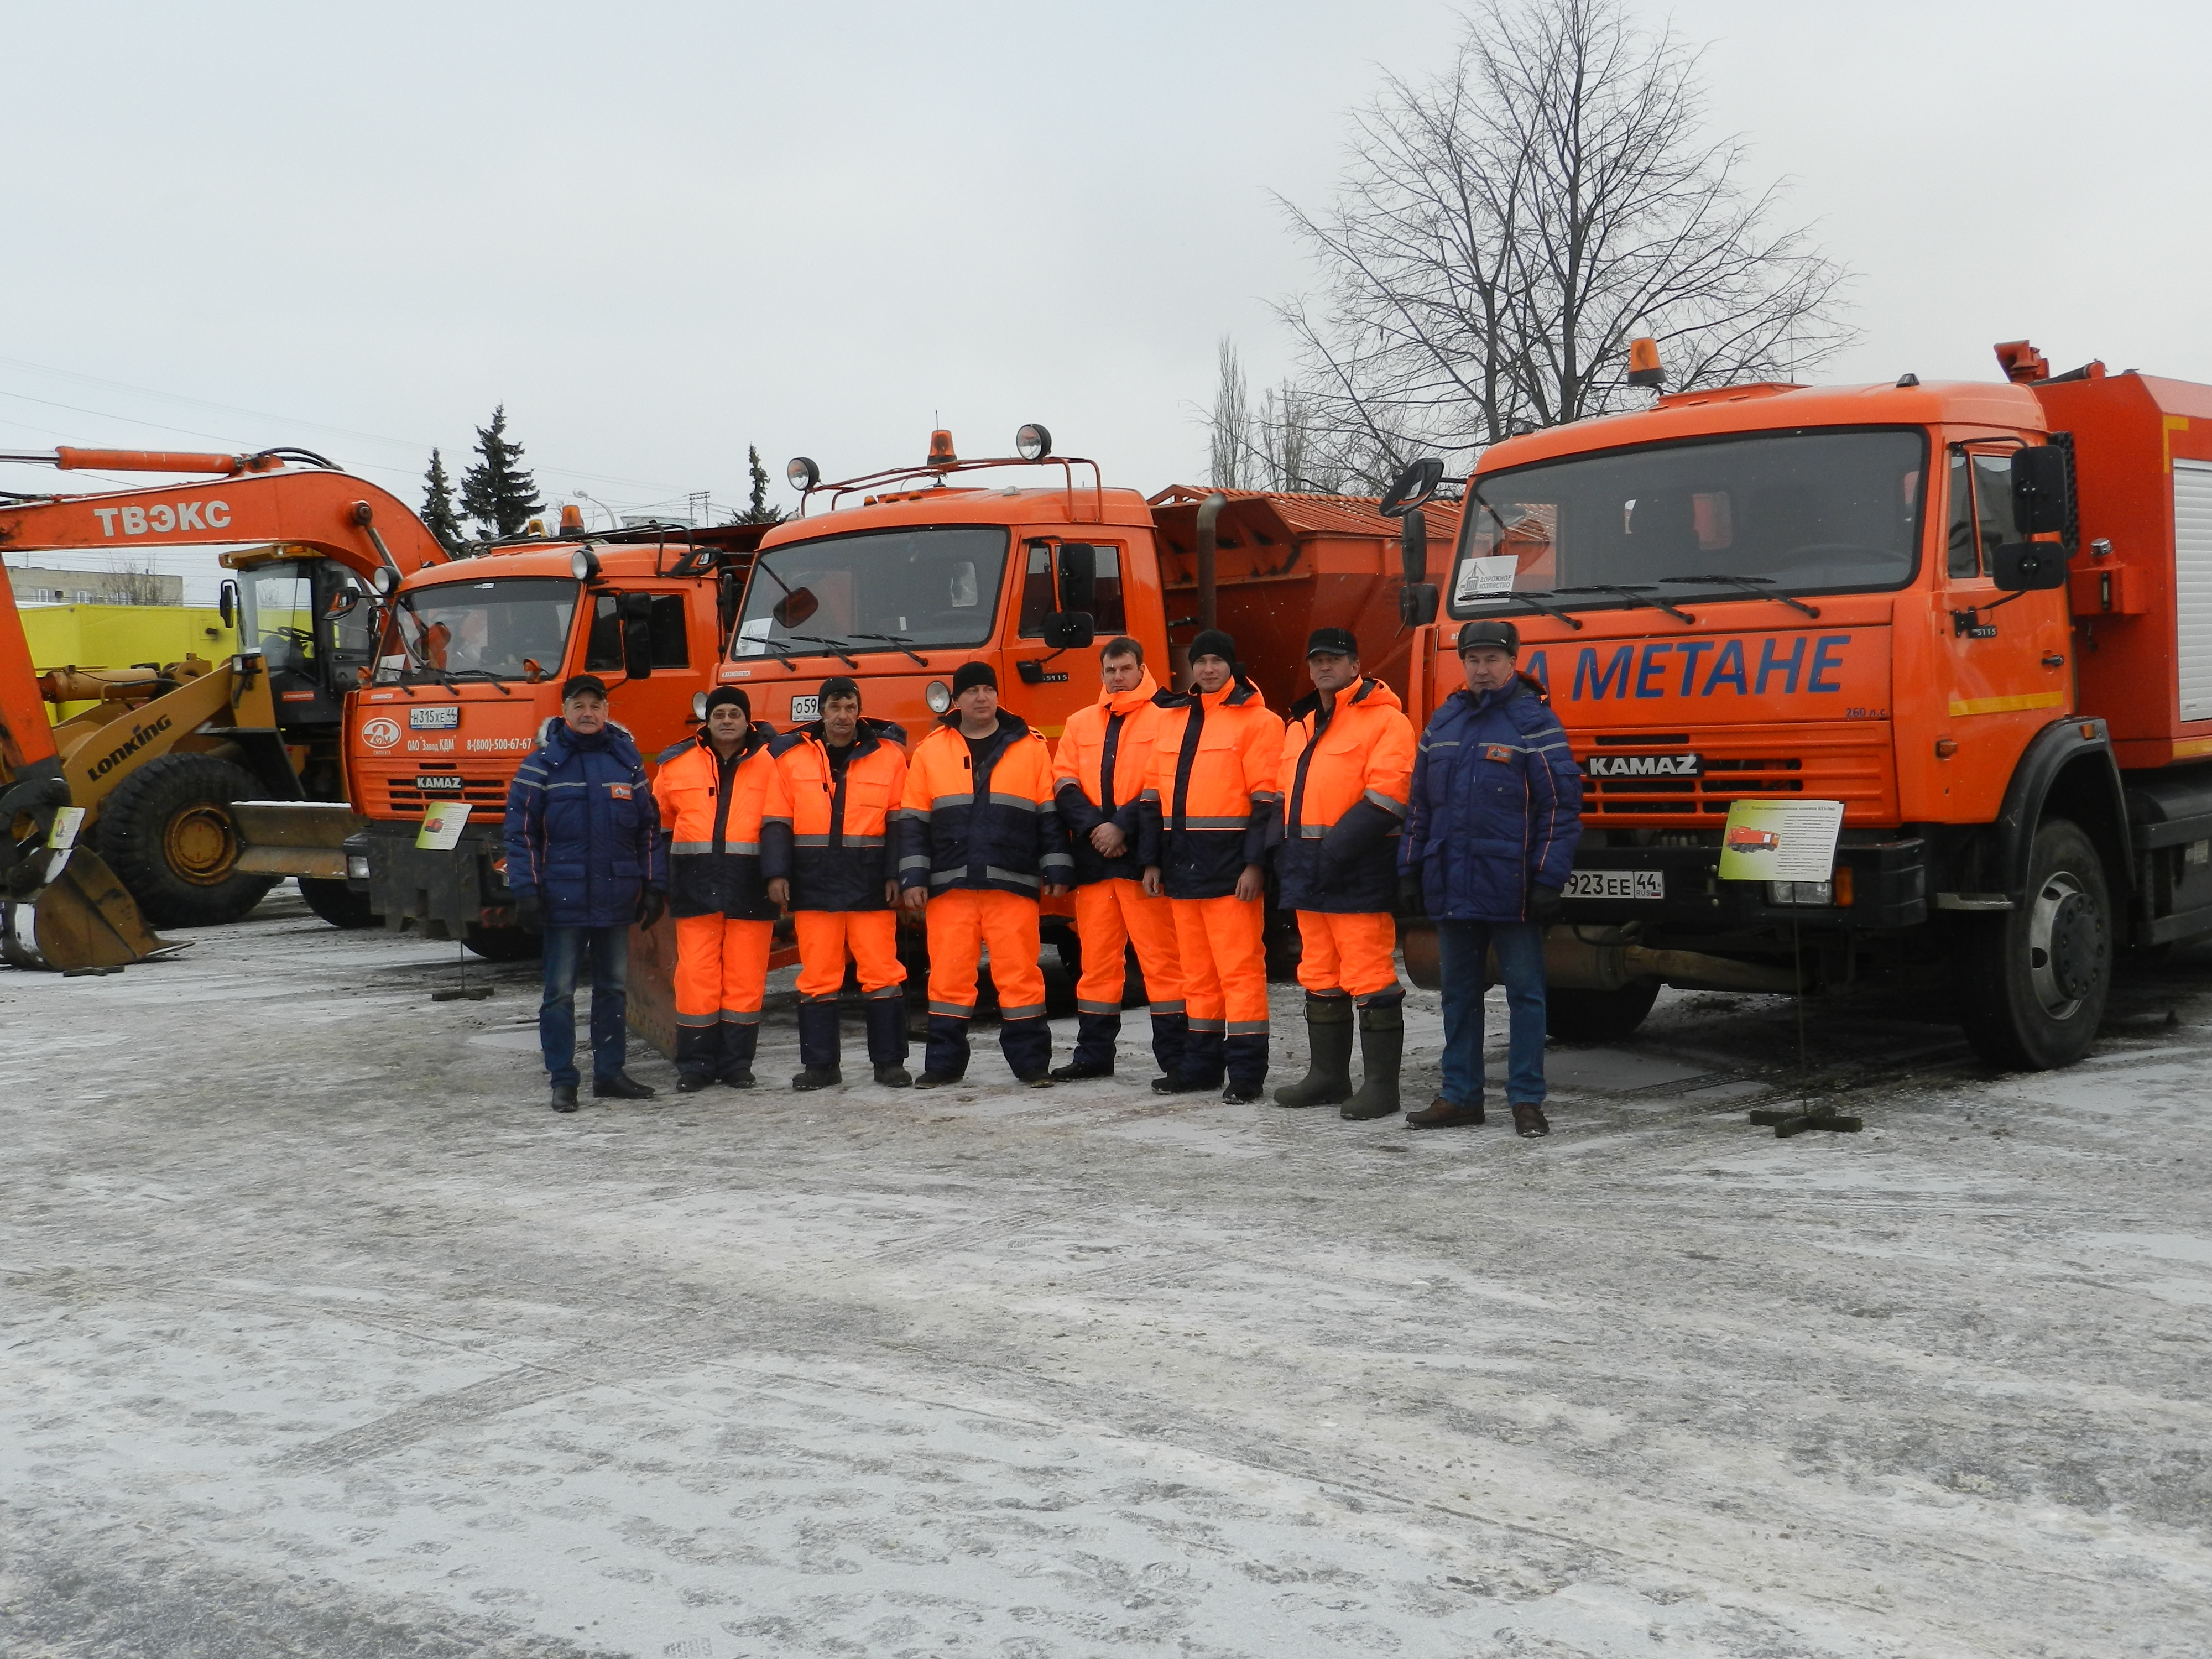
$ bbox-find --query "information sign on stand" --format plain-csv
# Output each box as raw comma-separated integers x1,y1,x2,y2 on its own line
415,801,472,852
1716,799,1845,885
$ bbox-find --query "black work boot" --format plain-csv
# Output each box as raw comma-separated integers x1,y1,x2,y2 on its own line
593,1072,656,1099
1272,994,1355,1108
1051,1010,1119,1080
792,1000,842,1090
1406,1095,1485,1130
674,1024,721,1093
1341,998,1406,1120
550,1083,579,1113
718,1021,759,1089
864,995,911,1088
1511,1102,1552,1138
1222,1032,1270,1103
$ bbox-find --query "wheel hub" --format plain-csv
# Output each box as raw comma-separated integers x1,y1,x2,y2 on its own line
2025,869,2104,1019
164,803,240,885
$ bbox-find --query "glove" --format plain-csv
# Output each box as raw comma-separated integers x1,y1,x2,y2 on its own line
1397,869,1426,917
636,889,667,929
513,896,542,933
1526,884,1563,925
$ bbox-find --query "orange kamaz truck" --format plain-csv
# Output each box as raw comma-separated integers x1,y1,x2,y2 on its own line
1391,339,2212,1069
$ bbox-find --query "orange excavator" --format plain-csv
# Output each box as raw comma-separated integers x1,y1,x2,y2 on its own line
0,447,450,959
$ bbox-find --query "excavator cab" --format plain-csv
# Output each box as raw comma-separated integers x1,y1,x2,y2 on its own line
231,555,378,779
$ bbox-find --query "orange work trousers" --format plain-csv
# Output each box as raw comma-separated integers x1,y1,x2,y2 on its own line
674,916,773,1026
794,909,906,1003
1295,910,1401,1003
926,889,1046,1021
1170,894,1268,1036
1073,878,1185,1018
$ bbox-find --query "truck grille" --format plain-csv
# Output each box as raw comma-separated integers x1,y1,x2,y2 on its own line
1572,727,1892,821
375,776,512,815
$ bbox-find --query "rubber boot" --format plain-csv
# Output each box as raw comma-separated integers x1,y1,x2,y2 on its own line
865,994,911,1087
718,1020,759,1088
915,1013,969,1087
1272,994,1354,1108
1052,1011,1119,1080
675,1024,721,1093
1223,1032,1270,1103
791,999,842,1090
1001,1015,1053,1086
1340,998,1405,1120
1148,1011,1191,1089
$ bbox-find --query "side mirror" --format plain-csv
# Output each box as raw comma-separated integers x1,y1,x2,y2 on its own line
618,591,655,679
1056,542,1098,612
323,588,360,622
1400,510,1428,586
1991,542,2069,592
218,579,238,629
1378,457,1446,518
771,586,819,629
2012,444,2074,540
1043,611,1095,649
1398,585,1440,625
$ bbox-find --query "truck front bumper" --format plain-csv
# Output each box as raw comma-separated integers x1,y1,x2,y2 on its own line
1561,838,1929,934
347,821,513,937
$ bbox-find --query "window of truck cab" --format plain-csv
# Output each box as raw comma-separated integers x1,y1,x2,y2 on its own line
1018,539,1128,637
1447,427,1930,617
375,577,578,684
732,525,1010,658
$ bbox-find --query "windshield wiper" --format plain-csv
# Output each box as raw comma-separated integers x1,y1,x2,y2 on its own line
1660,573,1820,619
1478,589,1584,630
1555,583,1697,625
441,667,514,695
736,633,801,674
847,632,928,666
784,634,862,669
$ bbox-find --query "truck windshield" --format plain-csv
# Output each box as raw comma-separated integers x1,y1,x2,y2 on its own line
1448,429,1928,615
375,577,578,684
733,526,1009,658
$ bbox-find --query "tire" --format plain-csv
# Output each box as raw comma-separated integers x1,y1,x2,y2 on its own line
463,922,541,962
1955,818,2111,1070
298,877,380,929
1545,979,1661,1044
95,754,279,927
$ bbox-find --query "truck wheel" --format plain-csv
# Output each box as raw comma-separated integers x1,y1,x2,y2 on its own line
298,877,379,929
463,922,541,962
1545,979,1661,1044
1956,818,2111,1070
95,754,279,927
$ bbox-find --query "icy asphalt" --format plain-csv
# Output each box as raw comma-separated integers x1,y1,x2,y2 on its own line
2,888,2207,1658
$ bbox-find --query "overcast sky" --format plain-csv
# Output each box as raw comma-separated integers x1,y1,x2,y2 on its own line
6,1,2208,598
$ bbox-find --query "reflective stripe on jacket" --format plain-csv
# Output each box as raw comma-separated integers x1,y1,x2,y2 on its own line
899,711,1072,897
1401,677,1583,922
655,725,779,921
1274,675,1415,914
760,718,909,912
1052,667,1177,886
1137,678,1283,900
503,717,667,929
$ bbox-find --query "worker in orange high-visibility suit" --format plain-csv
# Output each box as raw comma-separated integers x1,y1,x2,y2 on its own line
762,675,910,1089
1271,627,1417,1120
655,687,780,1091
1049,634,1187,1084
900,661,1073,1087
1139,628,1284,1102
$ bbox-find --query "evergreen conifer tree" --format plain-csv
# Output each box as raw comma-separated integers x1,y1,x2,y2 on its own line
458,405,543,538
420,448,466,552
734,445,787,525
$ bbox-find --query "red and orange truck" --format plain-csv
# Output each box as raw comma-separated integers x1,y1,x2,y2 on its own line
1390,338,2212,1068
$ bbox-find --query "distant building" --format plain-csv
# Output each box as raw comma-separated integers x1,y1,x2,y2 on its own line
5,564,183,606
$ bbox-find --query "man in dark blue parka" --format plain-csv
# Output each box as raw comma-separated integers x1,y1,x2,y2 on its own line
1400,620,1583,1136
504,675,669,1111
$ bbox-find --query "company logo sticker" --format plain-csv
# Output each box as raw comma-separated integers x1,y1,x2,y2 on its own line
361,717,402,750
608,783,633,801
1584,752,1703,779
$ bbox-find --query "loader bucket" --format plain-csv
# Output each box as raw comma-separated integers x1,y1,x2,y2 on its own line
0,847,188,972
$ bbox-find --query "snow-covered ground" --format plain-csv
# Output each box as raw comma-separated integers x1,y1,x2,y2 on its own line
3,889,2206,1657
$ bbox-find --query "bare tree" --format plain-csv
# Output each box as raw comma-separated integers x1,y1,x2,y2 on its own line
1208,337,1253,490
103,555,170,605
1275,0,1850,488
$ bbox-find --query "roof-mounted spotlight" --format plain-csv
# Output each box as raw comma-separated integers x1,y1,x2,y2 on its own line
570,547,602,581
1015,422,1052,462
787,456,820,493
369,565,400,597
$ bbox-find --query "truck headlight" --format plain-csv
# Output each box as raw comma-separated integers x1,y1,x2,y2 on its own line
347,854,371,880
1766,880,1833,906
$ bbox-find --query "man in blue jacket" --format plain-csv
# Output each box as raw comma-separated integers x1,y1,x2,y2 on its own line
1401,620,1583,1136
504,674,669,1112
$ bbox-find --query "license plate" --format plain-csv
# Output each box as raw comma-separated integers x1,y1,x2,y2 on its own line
1564,868,1665,900
1584,751,1702,779
409,705,460,729
790,695,820,721
415,774,464,791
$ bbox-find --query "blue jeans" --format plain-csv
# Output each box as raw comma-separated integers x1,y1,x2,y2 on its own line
1436,919,1547,1108
540,924,630,1087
